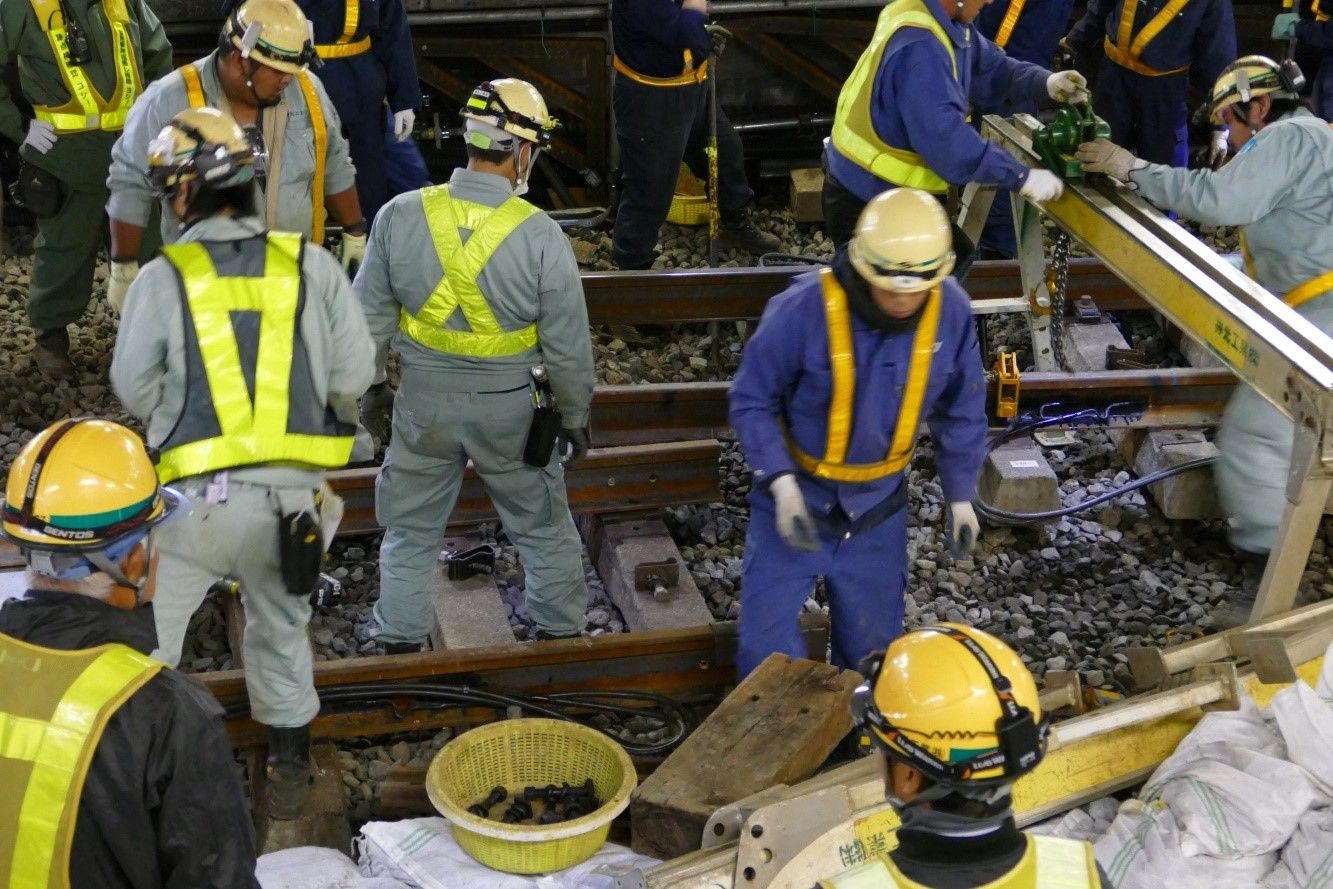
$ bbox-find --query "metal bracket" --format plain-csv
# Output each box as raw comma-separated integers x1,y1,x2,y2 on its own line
1106,345,1154,370
994,351,1020,419
1189,660,1241,712
634,558,681,603
702,784,793,849
441,543,496,581
735,786,855,889
1072,294,1101,324
1040,670,1086,716
593,864,649,889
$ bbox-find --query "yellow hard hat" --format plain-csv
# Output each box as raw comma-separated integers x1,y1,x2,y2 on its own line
1208,55,1304,124
223,0,319,74
851,624,1049,787
148,107,256,195
460,78,559,148
2,420,185,573
849,188,955,293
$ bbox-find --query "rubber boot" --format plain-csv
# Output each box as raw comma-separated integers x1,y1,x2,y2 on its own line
34,327,74,379
715,206,781,256
265,724,312,821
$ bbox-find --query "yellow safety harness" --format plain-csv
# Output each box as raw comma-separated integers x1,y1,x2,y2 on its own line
786,269,940,484
1102,0,1192,77
993,0,1026,48
314,0,371,59
818,834,1101,888
612,49,708,87
155,232,354,482
0,635,161,889
28,0,142,133
178,62,328,242
399,185,543,357
831,0,958,194
1237,229,1333,310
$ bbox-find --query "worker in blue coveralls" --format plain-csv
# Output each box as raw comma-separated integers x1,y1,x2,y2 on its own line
1061,0,1236,169
823,0,1085,279
1274,7,1333,120
974,0,1076,258
730,188,987,678
297,0,420,222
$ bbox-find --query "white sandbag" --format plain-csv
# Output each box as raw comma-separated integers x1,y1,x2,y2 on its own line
1270,680,1333,800
1026,797,1118,842
258,846,410,889
356,817,661,889
1262,806,1333,889
1152,696,1285,766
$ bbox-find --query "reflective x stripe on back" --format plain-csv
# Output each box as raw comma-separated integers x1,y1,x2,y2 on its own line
28,0,142,133
1103,0,1192,76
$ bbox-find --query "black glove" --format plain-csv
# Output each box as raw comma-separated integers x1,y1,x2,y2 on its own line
557,425,590,469
359,381,395,450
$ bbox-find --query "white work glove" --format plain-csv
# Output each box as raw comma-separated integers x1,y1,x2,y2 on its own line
1046,70,1089,104
1019,169,1064,203
770,474,820,552
1207,128,1229,168
22,119,56,154
1272,12,1299,40
945,501,980,559
392,109,415,142
1075,139,1147,188
340,231,367,278
106,260,139,314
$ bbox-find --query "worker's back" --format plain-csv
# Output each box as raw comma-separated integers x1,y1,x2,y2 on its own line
819,831,1103,888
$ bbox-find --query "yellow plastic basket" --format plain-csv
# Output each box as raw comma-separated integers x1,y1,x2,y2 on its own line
425,718,637,874
667,193,709,226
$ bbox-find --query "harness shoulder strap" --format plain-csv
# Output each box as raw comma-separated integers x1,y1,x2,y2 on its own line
296,71,328,243
179,63,206,108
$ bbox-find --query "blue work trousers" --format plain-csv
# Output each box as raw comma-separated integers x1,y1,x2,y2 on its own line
1097,63,1189,167
320,55,393,220
737,489,909,678
611,73,753,269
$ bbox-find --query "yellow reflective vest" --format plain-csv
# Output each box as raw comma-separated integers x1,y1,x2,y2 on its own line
154,232,356,483
819,834,1102,889
830,0,958,195
0,634,161,889
29,0,142,134
398,184,543,358
1102,0,1192,77
786,269,941,483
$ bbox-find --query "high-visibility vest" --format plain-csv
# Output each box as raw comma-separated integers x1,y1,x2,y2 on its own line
1237,229,1333,310
314,0,372,59
0,633,161,889
178,62,329,242
155,232,356,483
830,0,958,195
1101,0,1192,77
785,269,941,484
818,834,1102,889
398,185,544,358
28,0,142,134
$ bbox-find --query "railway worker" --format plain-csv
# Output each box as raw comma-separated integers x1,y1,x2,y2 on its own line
1076,56,1333,603
0,0,172,378
729,187,987,678
822,0,1085,274
1061,0,1235,169
820,624,1107,888
106,0,367,310
295,0,421,222
110,106,374,819
355,79,595,652
1273,8,1333,120
974,0,1076,259
0,418,260,889
609,0,781,270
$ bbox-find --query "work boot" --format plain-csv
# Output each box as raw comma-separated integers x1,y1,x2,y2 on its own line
265,724,312,821
715,206,781,256
34,327,74,379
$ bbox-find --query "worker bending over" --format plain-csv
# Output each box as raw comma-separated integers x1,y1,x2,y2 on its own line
824,0,1086,273
0,0,172,377
356,80,595,651
0,419,259,889
111,107,374,818
1273,7,1333,120
107,0,366,311
730,188,986,678
1077,56,1333,614
820,623,1106,887
1062,0,1235,168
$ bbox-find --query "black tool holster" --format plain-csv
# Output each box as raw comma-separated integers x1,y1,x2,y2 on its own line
277,507,323,598
12,162,64,218
523,367,562,467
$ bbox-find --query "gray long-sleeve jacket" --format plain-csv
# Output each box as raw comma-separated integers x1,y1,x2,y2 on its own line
106,51,356,244
1132,109,1333,301
355,168,595,428
111,215,375,486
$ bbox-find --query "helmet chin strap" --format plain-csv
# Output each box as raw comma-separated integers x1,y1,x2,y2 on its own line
511,141,539,196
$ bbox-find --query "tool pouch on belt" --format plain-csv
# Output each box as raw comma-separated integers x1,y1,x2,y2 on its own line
11,162,64,219
523,365,562,467
278,508,324,598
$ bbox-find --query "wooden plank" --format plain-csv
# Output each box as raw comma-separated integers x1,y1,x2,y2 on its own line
630,653,861,860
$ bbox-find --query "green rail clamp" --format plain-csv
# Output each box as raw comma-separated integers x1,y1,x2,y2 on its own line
1031,102,1111,178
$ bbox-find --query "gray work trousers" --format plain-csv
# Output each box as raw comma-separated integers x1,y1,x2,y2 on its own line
151,477,321,727
374,369,588,643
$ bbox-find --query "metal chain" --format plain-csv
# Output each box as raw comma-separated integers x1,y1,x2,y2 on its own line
1049,230,1071,371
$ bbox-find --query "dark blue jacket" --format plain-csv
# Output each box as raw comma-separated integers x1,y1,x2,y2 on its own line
612,0,712,78
1065,0,1236,87
1297,18,1333,49
297,0,419,113
825,0,1051,202
976,0,1075,66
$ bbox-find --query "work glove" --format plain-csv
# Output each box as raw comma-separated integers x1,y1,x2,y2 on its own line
22,119,56,154
945,501,980,560
1075,139,1147,188
340,231,367,279
557,425,591,469
1019,169,1064,203
106,260,139,314
705,23,732,57
770,473,820,553
393,109,415,142
359,381,395,450
1207,128,1230,168
1046,70,1089,105
1272,12,1299,40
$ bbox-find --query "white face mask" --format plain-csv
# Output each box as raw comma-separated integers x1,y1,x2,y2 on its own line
512,144,540,197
